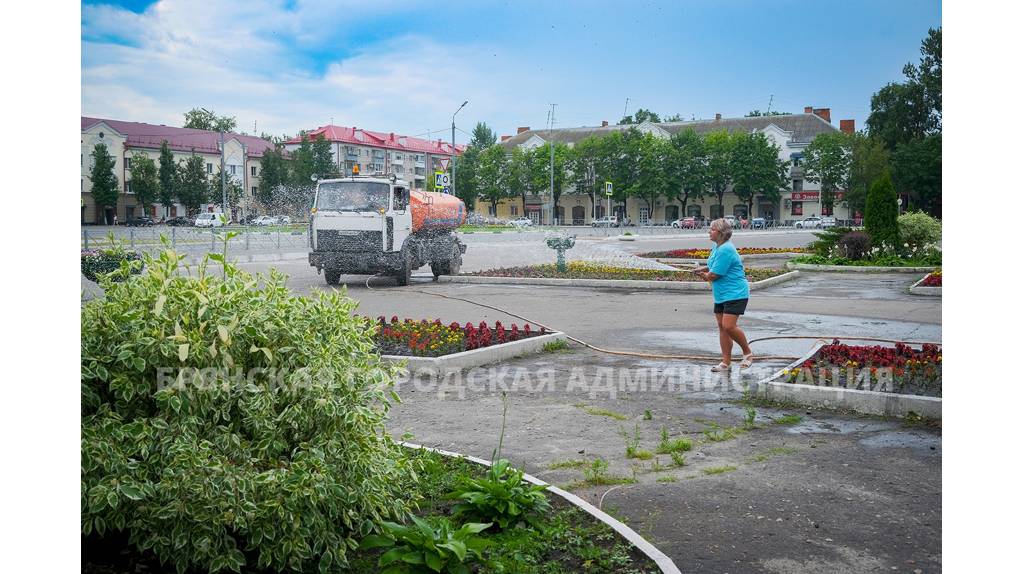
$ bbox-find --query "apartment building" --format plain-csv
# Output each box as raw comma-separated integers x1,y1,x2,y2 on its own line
487,107,856,225
81,117,278,224
283,125,463,190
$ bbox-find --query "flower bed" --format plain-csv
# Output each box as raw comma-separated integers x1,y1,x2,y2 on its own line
790,250,941,268
370,316,546,357
781,340,942,397
467,261,789,282
919,269,942,287
638,247,806,259
81,247,144,282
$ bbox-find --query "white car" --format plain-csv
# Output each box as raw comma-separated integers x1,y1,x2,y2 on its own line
591,216,620,228
794,216,823,229
820,216,836,228
509,217,533,227
194,213,225,227
252,215,275,226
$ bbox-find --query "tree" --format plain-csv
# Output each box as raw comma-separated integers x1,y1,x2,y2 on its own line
506,146,538,215
866,28,941,149
846,133,890,217
663,113,685,122
664,129,708,219
469,122,497,148
289,135,315,187
599,130,645,219
157,140,177,218
864,172,900,250
311,134,335,177
477,145,509,215
257,148,289,208
891,134,941,217
531,142,570,223
745,110,791,117
703,130,737,218
212,165,244,216
802,131,850,216
129,152,159,217
902,27,941,132
627,133,667,224
177,152,209,216
183,108,237,132
567,136,605,218
90,143,119,224
729,132,790,219
618,108,661,125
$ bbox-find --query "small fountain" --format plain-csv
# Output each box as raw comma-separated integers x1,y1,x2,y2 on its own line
545,233,576,272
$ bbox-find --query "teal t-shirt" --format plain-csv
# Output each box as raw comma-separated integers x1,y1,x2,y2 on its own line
707,241,749,304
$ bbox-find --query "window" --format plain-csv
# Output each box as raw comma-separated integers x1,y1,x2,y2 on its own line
710,205,724,219
207,163,213,174
686,205,702,218
791,201,803,216
251,186,257,196
821,203,833,216
733,205,748,218
792,179,803,192
510,205,519,216
229,164,237,175
251,166,257,177
125,181,133,194
125,157,132,169
790,152,803,167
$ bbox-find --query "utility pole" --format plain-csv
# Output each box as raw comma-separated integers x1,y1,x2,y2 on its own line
220,130,227,218
451,100,468,198
549,103,557,225
766,94,774,115
623,97,630,122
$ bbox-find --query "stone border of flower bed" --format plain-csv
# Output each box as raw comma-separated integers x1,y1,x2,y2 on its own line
651,253,805,264
382,331,568,372
753,341,942,419
398,441,682,574
785,262,936,273
909,274,942,297
437,270,800,292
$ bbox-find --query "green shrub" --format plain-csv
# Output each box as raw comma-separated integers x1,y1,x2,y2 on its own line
81,250,417,573
865,172,900,251
81,247,144,282
807,227,854,257
450,458,551,530
360,516,492,573
898,211,942,251
837,231,872,260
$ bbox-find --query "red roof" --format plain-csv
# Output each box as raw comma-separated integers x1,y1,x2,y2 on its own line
81,117,278,158
285,125,465,155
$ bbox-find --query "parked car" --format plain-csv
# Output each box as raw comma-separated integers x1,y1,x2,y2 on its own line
794,216,823,229
126,216,154,227
252,215,275,226
723,215,739,228
194,213,225,228
509,217,533,228
165,216,192,226
672,216,698,229
275,215,292,225
820,216,836,228
751,217,767,229
591,216,620,228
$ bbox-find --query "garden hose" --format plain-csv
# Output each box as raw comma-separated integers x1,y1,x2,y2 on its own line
363,276,941,362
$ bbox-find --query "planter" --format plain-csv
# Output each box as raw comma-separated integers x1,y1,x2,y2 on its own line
909,272,942,297
754,340,942,419
383,331,567,373
786,262,936,273
399,442,681,574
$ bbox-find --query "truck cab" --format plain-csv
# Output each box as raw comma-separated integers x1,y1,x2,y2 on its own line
309,175,465,286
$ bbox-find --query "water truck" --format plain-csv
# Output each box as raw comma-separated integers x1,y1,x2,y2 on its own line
308,174,466,286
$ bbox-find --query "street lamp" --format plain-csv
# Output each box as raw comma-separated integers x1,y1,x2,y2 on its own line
451,101,468,198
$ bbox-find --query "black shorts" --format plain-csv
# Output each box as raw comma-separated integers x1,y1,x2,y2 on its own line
714,298,748,316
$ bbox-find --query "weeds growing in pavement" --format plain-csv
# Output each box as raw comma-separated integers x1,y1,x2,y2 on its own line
774,414,803,425
656,427,693,454
702,465,739,475
576,404,630,421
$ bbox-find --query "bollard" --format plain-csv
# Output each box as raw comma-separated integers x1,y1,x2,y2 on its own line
276,231,281,249
212,230,216,250
130,228,135,249
171,226,176,248
83,229,89,250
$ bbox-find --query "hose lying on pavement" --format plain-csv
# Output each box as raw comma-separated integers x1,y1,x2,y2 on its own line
362,275,941,362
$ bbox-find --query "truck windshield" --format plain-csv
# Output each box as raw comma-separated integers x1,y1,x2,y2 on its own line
316,181,389,212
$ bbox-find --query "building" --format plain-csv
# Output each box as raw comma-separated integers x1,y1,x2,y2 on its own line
282,125,463,190
483,107,856,225
81,117,278,224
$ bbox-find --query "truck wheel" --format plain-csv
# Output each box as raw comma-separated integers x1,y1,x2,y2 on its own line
324,269,341,285
395,250,413,286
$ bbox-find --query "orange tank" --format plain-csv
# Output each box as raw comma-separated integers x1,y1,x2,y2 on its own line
409,190,466,233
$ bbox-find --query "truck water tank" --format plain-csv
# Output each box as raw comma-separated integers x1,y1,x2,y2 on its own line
409,190,466,233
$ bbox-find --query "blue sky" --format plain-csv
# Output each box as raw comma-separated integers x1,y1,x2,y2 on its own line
81,0,941,141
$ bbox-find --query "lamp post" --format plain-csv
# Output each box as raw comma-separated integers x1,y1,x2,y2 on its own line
451,100,468,197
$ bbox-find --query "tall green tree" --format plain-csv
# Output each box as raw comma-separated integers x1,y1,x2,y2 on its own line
902,27,941,133
289,135,315,187
846,133,891,217
257,148,289,208
128,152,159,217
531,142,570,222
599,130,645,219
629,134,668,224
866,28,941,149
802,131,850,216
453,145,480,209
506,146,538,215
311,134,335,177
90,143,119,224
664,129,708,219
891,133,941,217
157,140,177,217
618,108,661,125
566,136,605,218
177,152,210,216
730,132,790,219
865,172,900,250
477,145,509,215
212,165,244,216
183,108,237,132
703,130,737,218
469,122,497,148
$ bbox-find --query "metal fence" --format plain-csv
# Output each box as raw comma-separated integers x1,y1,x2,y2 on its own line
81,226,310,254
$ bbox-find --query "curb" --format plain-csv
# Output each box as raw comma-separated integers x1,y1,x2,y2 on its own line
786,262,937,273
754,341,942,419
650,253,804,264
383,332,567,372
438,270,799,292
398,441,682,574
908,273,942,297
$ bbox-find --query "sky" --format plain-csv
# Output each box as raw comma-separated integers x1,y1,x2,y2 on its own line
81,0,941,142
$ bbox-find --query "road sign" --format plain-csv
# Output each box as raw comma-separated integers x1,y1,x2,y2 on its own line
441,187,452,194
439,157,451,171
605,181,613,196
435,172,451,189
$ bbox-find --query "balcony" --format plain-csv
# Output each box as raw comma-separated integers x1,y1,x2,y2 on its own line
391,157,404,165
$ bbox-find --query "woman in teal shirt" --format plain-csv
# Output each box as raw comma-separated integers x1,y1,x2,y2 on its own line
697,219,754,372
